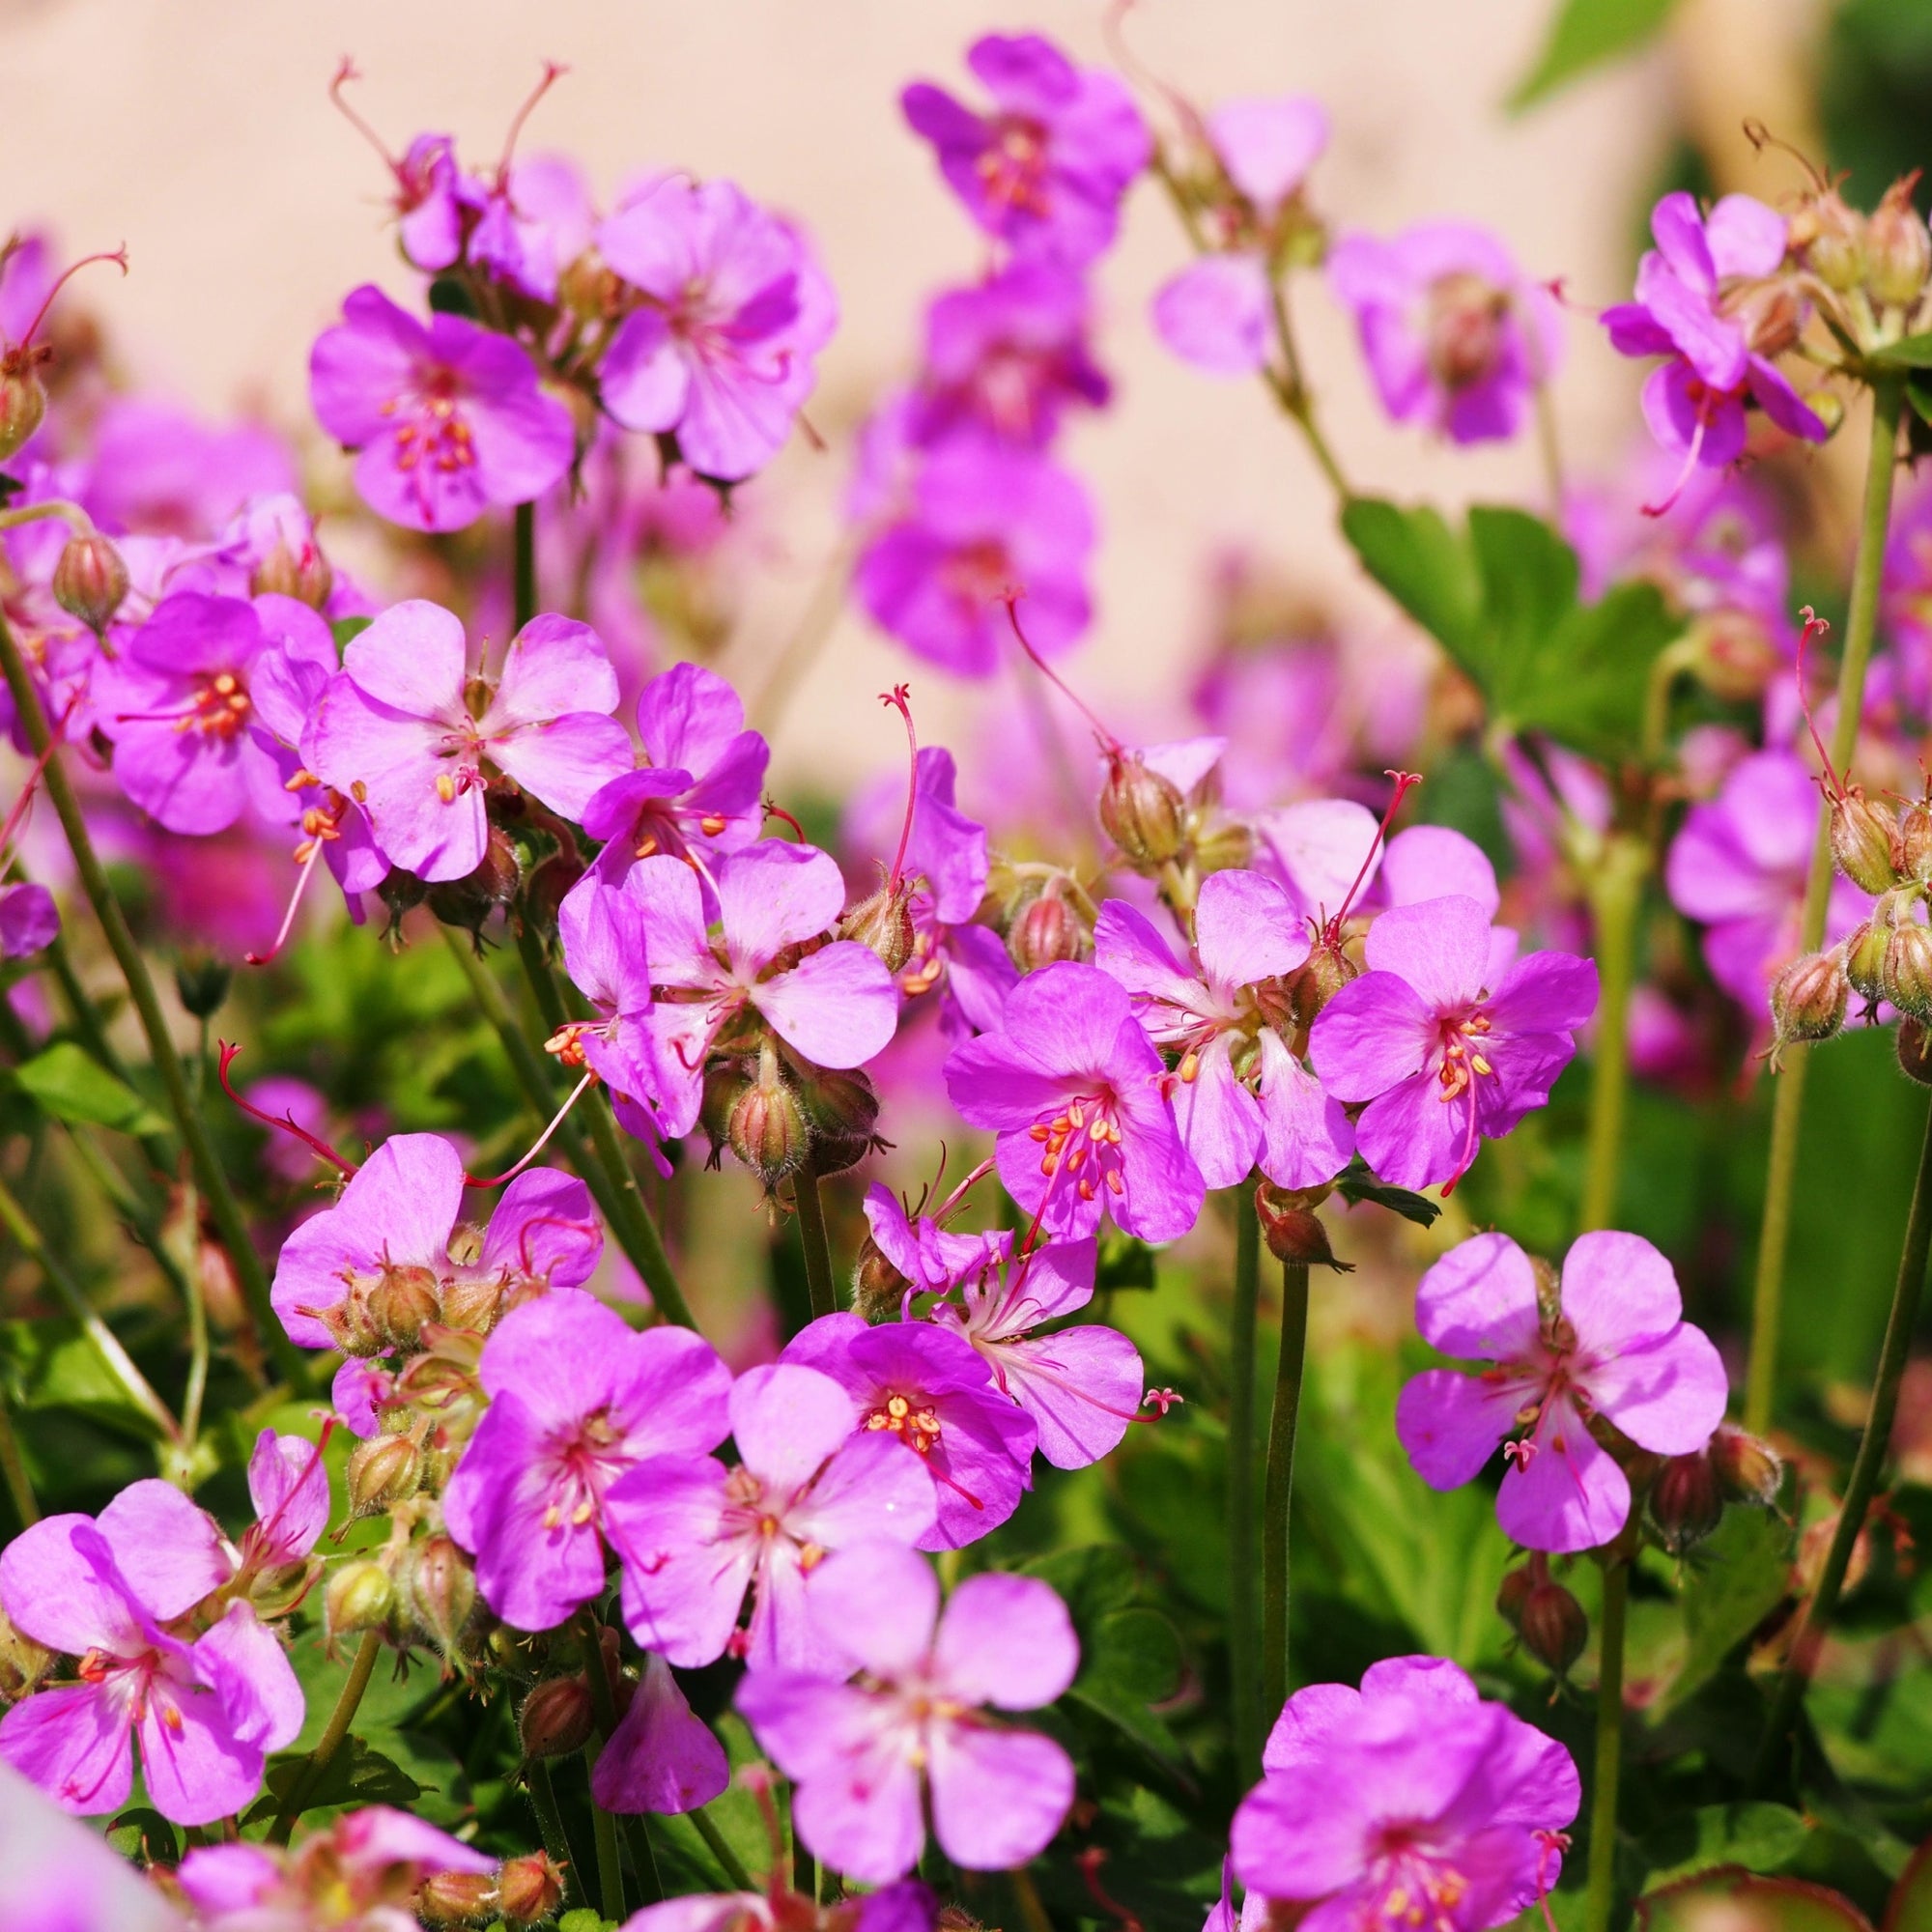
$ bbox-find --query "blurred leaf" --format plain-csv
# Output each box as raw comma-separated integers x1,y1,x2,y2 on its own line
1886,1837,1932,1932
1340,498,1481,655
1640,1871,1876,1932
557,1915,617,1932
0,1318,169,1440
1641,1803,1813,1889
242,1735,420,1827
1666,1507,1790,1713
1866,332,1932,370
1334,1159,1442,1228
1096,1233,1157,1293
1509,0,1679,111
1032,1785,1223,1927
106,1805,180,1866
330,615,373,652
9,1040,166,1135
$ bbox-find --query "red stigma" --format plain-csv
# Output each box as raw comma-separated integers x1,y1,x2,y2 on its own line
1322,768,1422,945
1794,606,1848,801
216,1042,358,1177
880,683,920,891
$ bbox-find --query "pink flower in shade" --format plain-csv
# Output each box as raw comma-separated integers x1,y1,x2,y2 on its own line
1664,749,1872,1016
1231,1656,1578,1932
597,177,837,483
621,1881,939,1932
309,285,574,532
1327,222,1562,444
0,881,57,957
1095,868,1354,1192
781,1314,1037,1550
626,842,900,1139
590,1650,729,1816
901,34,1150,268
90,592,335,837
305,599,632,884
1309,896,1598,1193
1603,193,1825,508
1396,1231,1728,1553
606,1362,938,1672
855,442,1094,677
581,661,772,890
0,1496,302,1823
735,1543,1078,1883
0,1758,185,1932
270,1132,603,1350
442,1289,731,1632
556,873,673,1164
860,1182,1011,1299
945,961,1207,1243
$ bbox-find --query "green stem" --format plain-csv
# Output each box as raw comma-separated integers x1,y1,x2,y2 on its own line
583,1740,627,1922
1746,375,1904,1432
691,1807,754,1891
1753,1088,1932,1786
574,1609,664,1907
0,1399,39,1527
0,615,303,1382
793,1163,838,1321
1264,277,1350,501
1010,1865,1056,1932
526,1756,584,1909
1582,1556,1630,1932
1580,837,1649,1235
1260,1259,1311,1719
0,1168,179,1443
270,1628,382,1844
514,500,539,630
175,1174,211,1453
1229,1192,1263,1782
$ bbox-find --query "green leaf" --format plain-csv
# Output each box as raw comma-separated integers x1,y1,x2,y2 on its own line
1339,498,1481,656
1095,1232,1157,1292
1508,0,1680,111
9,1040,167,1135
0,1318,169,1439
106,1805,181,1866
649,1715,777,1894
241,1735,421,1828
1865,331,1932,370
1334,1158,1442,1228
330,615,373,653
1885,1836,1932,1932
1641,1872,1876,1932
1641,1803,1813,1889
1666,1506,1792,1711
557,1914,617,1932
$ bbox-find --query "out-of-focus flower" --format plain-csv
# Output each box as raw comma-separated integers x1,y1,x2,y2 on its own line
0,881,57,957
0,1758,182,1931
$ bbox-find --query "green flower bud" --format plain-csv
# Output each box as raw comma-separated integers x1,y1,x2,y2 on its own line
1831,791,1901,895
1099,753,1186,867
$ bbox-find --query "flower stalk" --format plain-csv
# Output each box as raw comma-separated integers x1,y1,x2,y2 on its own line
1230,1192,1264,1780
793,1162,839,1321
269,1628,383,1845
1261,1257,1311,1719
1582,1548,1631,1932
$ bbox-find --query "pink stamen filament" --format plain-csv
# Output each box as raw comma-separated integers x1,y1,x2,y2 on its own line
1002,594,1122,753
1640,396,1713,519
1323,768,1422,944
215,1041,359,1176
497,60,568,184
1793,605,1846,800
464,1066,597,1188
0,690,78,869
245,837,325,967
12,247,128,356
327,58,402,177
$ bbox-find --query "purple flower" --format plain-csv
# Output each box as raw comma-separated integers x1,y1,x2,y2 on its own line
556,873,671,1160
1327,223,1561,444
621,1881,938,1932
861,1182,1012,1298
442,1288,730,1631
83,397,298,539
781,1313,1037,1549
0,1495,302,1822
1095,868,1354,1191
1153,257,1278,377
1232,1655,1578,1931
91,592,334,837
270,1132,603,1350
591,1651,729,1816
1251,796,1382,924
628,841,899,1138
391,132,465,271
735,1543,1078,1882
855,443,1094,676
1310,895,1598,1192
309,284,575,531
1665,749,1871,1015
582,661,771,889
468,154,597,304
945,961,1207,1242
0,1758,185,1932
901,34,1150,267
1603,193,1825,506
607,1361,937,1671
1397,1231,1728,1551
306,599,631,883
908,264,1109,450
0,881,57,958
597,178,837,482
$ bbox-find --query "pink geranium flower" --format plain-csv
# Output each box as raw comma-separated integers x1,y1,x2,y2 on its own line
1396,1230,1729,1552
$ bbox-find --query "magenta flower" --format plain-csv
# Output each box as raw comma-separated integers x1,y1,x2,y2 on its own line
1232,1655,1578,1931
1095,868,1354,1191
1310,895,1598,1192
442,1288,731,1631
391,132,465,271
0,1757,186,1932
306,599,632,883
1397,1231,1728,1551
620,1882,938,1932
556,874,671,1163
1327,222,1561,444
309,284,575,531
855,442,1094,676
901,34,1149,267
0,881,57,958
270,1132,603,1350
861,1182,1011,1302
590,1650,729,1816
468,154,597,304
1252,796,1383,924
781,1313,1037,1549
606,1361,938,1671
1603,193,1825,504
735,1543,1078,1882
627,842,899,1138
582,660,771,889
597,177,837,482
1664,749,1871,1014
91,591,335,837
908,263,1109,450
945,961,1207,1242
0,1499,302,1823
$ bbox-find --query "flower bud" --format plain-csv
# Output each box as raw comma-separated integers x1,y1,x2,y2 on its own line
1253,1182,1353,1272
1494,1565,1534,1632
1830,791,1901,895
839,881,917,975
1099,753,1186,867
345,1431,423,1518
417,1870,501,1927
1866,176,1932,307
727,1057,810,1185
408,1533,478,1655
1846,918,1889,1004
1885,921,1932,1021
1690,610,1782,703
1710,1425,1784,1507
791,1063,882,1177
0,1609,52,1703
426,827,522,936
1769,948,1847,1053
1793,191,1865,292
1518,1577,1588,1676
498,1852,568,1928
1647,1449,1724,1555
51,532,129,634
324,1557,395,1639
1900,801,1932,883
368,1263,442,1350
1008,891,1091,972
852,1233,911,1322
519,1672,595,1758
0,362,45,461
250,534,334,611
172,948,233,1020
1286,939,1359,1029
1902,1016,1932,1086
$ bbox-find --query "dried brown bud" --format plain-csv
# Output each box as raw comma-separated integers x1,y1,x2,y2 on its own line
1494,1565,1535,1632
1648,1449,1724,1555
426,826,522,936
1710,1425,1784,1507
519,1672,595,1759
498,1852,569,1928
1099,753,1186,867
1253,1182,1352,1271
51,532,129,633
1831,791,1901,895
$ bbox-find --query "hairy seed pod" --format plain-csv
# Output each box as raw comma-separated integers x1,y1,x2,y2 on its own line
1830,791,1901,895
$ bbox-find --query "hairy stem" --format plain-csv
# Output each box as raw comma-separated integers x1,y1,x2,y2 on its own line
0,615,302,1381
270,1628,382,1844
1229,1193,1264,1781
1580,836,1650,1235
1261,1259,1311,1719
1582,1555,1630,1932
793,1163,838,1321
1754,1088,1932,1786
526,1756,584,1909
1746,375,1903,1431
583,1739,627,1922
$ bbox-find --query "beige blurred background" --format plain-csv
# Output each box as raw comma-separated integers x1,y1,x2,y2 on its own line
0,0,1828,786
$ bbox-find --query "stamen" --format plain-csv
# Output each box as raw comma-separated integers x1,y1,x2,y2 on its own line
327,58,403,176
1793,607,1846,801
245,837,327,966
497,59,568,183
10,247,128,355
463,1067,598,1188
1323,769,1422,945
1001,594,1122,753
